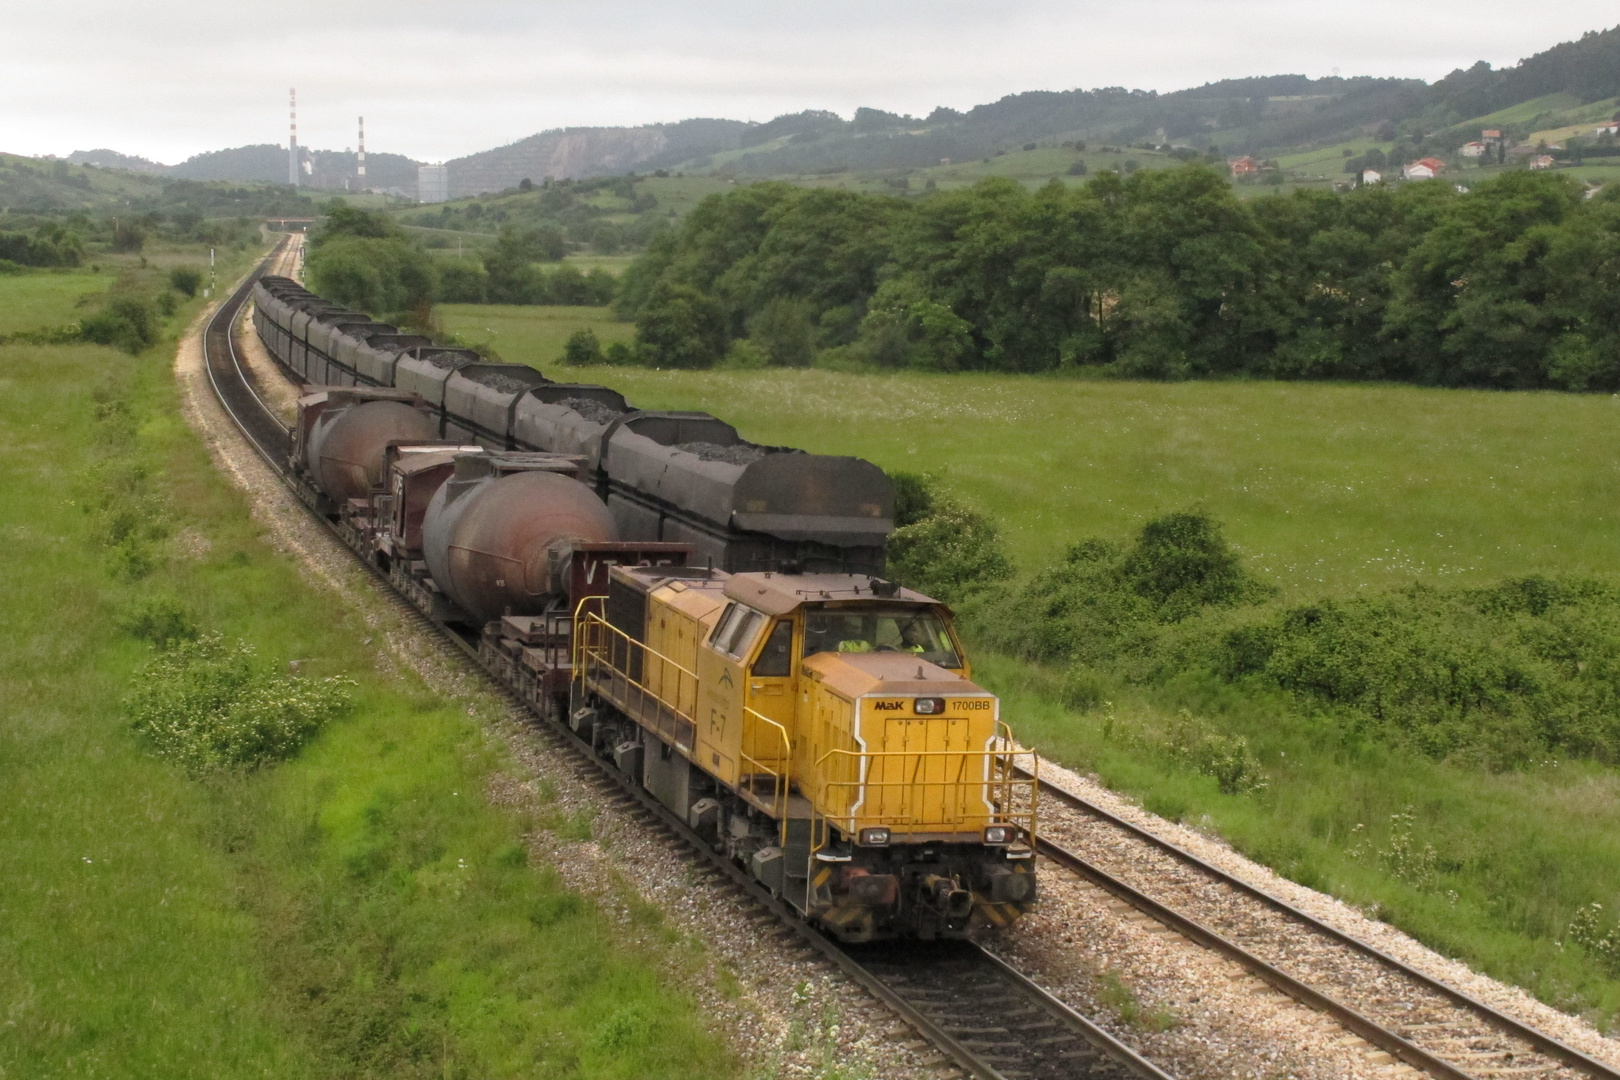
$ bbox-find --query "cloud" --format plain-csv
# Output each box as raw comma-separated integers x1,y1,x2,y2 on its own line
5,0,1616,163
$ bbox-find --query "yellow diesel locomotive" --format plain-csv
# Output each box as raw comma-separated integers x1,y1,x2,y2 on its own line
570,566,1038,941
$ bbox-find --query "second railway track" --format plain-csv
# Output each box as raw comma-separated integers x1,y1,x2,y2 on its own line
1022,770,1620,1080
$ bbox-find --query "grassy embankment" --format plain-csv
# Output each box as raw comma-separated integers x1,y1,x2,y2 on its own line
0,259,731,1078
453,307,1620,1030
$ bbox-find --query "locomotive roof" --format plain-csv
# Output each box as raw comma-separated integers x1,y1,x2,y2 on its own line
724,573,935,616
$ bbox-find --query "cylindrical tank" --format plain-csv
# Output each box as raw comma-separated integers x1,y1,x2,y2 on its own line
308,400,438,503
422,465,618,625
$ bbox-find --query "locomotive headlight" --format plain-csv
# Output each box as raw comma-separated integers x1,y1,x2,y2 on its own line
913,697,945,715
858,827,891,847
982,825,1016,845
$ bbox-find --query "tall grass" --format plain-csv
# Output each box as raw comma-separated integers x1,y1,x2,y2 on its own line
0,267,733,1076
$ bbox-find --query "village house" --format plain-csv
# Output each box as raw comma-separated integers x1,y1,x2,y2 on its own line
1460,141,1488,158
1361,169,1383,184
1596,122,1620,136
1529,155,1558,170
1402,157,1446,180
1228,156,1261,177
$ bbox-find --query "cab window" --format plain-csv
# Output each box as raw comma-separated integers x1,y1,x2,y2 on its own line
708,603,741,650
751,621,794,677
802,605,962,669
726,610,766,660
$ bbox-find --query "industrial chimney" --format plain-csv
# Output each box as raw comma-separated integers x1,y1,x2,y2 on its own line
288,88,299,187
357,116,366,187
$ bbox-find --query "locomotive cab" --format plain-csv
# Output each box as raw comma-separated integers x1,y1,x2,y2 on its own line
575,568,1039,943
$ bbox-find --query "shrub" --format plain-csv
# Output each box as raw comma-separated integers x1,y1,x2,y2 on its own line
634,282,727,368
307,235,437,314
169,266,203,297
119,595,198,649
125,634,351,774
889,470,936,528
80,295,160,354
1214,576,1620,765
885,475,1013,602
561,328,604,366
1122,511,1262,618
1059,664,1109,711
437,258,488,303
748,296,816,367
718,339,770,369
1568,903,1620,977
978,512,1271,666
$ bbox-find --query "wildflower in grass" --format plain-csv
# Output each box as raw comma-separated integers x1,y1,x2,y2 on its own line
124,633,352,774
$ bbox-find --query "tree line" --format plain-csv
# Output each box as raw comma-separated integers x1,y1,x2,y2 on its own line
614,166,1620,390
305,204,616,315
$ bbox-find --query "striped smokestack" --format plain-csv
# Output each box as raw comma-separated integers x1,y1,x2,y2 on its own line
288,88,299,187
357,116,366,183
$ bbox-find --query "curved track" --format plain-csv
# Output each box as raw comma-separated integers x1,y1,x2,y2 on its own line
1023,771,1620,1080
199,242,1174,1080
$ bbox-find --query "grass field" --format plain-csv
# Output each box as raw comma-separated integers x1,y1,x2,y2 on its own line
501,362,1620,600
456,329,1620,1027
0,270,117,334
439,303,635,364
0,266,731,1077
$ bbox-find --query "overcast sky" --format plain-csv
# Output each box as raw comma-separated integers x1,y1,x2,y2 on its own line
5,1,1616,164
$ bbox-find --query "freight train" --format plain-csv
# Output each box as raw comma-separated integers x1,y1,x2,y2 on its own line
251,274,1040,941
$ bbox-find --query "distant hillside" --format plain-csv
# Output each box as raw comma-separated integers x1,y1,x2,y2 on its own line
1428,25,1620,120
44,20,1620,196
167,144,420,193
0,152,313,216
66,149,166,173
444,118,749,196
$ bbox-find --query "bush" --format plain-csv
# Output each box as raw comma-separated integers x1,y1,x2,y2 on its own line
125,634,352,774
119,595,198,649
885,476,1013,602
889,470,936,527
561,328,604,366
169,267,203,297
981,511,1271,664
1213,576,1620,765
437,258,489,303
748,296,816,366
634,282,727,368
307,235,438,315
108,220,146,253
718,339,770,369
80,295,161,354
1122,511,1262,618
1059,664,1109,711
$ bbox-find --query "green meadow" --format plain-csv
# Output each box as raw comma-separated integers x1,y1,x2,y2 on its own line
441,303,636,366
0,267,730,1078
457,307,1620,1029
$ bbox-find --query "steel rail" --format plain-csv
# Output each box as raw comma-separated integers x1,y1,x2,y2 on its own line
197,247,1177,1080
1023,769,1620,1080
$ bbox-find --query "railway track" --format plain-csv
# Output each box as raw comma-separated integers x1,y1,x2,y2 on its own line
1022,771,1620,1080
199,241,1175,1080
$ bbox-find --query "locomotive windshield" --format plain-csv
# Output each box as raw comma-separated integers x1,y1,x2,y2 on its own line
802,605,961,669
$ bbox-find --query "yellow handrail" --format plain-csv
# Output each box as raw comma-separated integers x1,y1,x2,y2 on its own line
740,706,793,828
574,609,701,750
